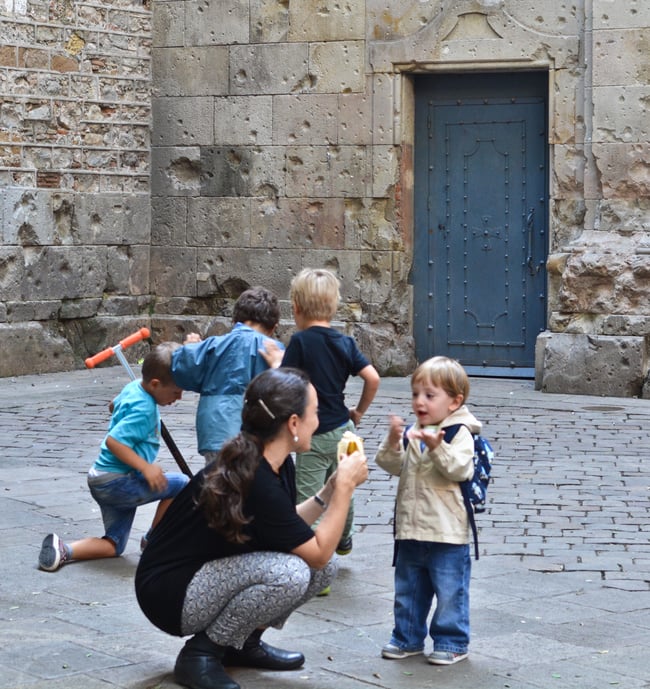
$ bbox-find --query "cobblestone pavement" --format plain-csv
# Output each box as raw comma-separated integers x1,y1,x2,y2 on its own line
1,367,650,688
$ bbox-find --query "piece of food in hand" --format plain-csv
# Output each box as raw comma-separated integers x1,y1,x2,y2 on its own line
337,430,364,460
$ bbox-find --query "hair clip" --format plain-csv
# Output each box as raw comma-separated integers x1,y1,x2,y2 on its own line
258,399,276,419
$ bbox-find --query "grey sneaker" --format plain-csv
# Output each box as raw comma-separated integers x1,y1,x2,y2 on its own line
427,651,468,665
381,643,423,660
38,533,69,572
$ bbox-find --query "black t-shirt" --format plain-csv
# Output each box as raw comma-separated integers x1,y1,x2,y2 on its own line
135,457,315,636
282,326,369,434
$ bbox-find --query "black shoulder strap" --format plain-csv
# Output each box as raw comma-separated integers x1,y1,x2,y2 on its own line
446,424,479,560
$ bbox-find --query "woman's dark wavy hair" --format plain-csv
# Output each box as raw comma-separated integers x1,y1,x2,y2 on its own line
197,367,310,543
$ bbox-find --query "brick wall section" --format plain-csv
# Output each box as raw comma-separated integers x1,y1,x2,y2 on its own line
0,0,153,375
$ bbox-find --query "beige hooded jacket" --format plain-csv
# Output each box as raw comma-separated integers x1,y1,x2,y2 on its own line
375,405,481,545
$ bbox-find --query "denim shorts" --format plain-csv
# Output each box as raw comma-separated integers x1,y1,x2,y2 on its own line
88,470,189,555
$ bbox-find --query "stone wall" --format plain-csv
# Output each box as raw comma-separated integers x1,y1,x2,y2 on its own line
2,0,650,395
148,0,417,376
0,0,153,375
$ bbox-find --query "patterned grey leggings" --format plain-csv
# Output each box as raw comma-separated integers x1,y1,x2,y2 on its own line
181,551,338,648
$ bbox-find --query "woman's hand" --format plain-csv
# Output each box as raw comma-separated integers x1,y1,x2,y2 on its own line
335,451,368,489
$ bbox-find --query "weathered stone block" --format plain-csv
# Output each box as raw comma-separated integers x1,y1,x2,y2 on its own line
200,146,285,198
197,247,302,302
150,314,230,343
535,331,648,397
593,85,650,143
593,0,650,29
309,41,365,93
371,145,399,198
65,316,152,369
289,0,364,41
273,94,338,145
344,197,402,251
3,188,52,245
0,322,75,376
553,144,585,196
152,96,214,146
214,96,273,146
99,295,152,316
151,196,188,245
187,197,251,247
338,92,372,145
371,73,395,145
599,198,650,233
229,43,309,95
285,145,367,197
152,1,185,48
106,244,149,295
152,47,229,96
6,300,59,322
150,246,197,297
353,322,416,376
184,0,249,46
250,197,345,249
151,146,203,197
250,0,289,43
593,28,650,87
22,246,107,300
59,298,102,319
592,142,650,199
0,247,24,301
551,67,581,145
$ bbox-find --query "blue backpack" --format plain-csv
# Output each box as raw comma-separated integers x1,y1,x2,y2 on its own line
403,424,494,560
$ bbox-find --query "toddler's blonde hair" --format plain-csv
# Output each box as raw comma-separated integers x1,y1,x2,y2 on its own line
411,356,470,402
290,268,340,321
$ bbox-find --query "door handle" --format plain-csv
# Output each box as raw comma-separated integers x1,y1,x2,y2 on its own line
525,207,538,276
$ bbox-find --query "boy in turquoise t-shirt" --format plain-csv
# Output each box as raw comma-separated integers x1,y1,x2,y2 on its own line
38,342,189,572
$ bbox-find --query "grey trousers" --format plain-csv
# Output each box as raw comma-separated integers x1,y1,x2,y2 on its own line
181,551,338,648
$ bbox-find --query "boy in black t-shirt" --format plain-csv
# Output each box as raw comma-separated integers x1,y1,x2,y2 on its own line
281,268,379,575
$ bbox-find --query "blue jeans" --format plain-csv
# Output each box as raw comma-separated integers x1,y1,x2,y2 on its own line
390,540,471,654
88,471,189,555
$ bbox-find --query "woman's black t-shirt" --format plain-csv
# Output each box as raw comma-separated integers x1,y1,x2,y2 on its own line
135,456,315,636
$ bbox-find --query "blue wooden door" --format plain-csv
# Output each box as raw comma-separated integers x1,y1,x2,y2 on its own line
413,73,548,376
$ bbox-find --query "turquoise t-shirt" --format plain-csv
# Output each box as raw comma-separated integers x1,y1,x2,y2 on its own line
93,379,160,473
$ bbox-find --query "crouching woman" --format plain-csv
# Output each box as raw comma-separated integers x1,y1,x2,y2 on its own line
135,367,368,689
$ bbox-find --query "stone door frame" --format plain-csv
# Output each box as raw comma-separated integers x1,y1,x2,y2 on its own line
368,4,581,372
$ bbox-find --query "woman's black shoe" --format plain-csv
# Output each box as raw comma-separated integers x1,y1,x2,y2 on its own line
222,629,305,670
174,632,240,689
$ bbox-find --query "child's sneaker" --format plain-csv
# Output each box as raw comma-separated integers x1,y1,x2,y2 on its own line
38,533,69,572
427,651,468,665
381,643,423,660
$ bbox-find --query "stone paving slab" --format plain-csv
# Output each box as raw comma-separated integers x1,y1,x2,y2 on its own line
2,368,650,688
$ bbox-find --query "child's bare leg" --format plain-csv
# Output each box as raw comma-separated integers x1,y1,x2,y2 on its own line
69,536,117,560
151,498,173,530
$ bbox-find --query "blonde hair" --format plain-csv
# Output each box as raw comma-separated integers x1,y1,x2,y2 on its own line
290,268,340,321
411,356,470,402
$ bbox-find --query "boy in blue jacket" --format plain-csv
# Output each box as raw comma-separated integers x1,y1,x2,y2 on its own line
172,286,284,464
